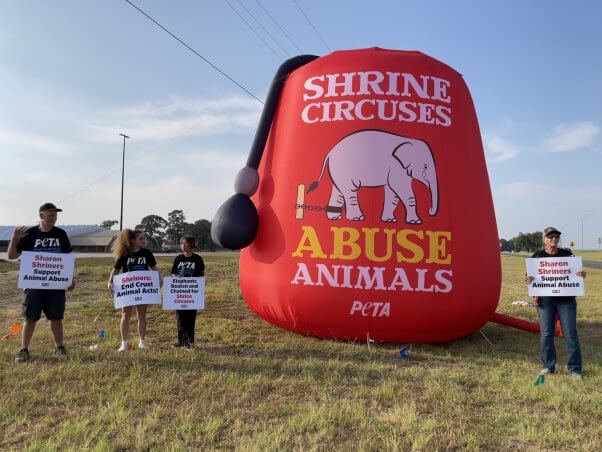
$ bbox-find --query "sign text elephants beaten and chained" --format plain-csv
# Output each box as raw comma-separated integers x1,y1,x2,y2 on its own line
163,277,205,310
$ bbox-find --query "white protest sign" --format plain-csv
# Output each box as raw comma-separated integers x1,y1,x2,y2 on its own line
163,277,205,310
113,271,161,309
18,251,75,290
526,257,585,297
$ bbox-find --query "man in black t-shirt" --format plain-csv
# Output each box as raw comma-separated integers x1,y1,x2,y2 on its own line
8,203,76,362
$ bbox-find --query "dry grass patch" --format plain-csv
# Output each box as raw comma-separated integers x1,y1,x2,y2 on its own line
0,255,600,450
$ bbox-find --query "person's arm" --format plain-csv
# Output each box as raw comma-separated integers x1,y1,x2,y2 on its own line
7,226,28,260
108,268,120,292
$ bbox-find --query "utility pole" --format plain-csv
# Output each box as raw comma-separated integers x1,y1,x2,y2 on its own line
118,133,130,231
581,212,592,250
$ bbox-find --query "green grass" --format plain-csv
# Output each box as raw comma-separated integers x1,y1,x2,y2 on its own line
507,250,602,262
573,250,602,262
1,255,600,450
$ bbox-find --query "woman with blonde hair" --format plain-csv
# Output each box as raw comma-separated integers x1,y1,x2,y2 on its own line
524,227,587,378
108,229,160,351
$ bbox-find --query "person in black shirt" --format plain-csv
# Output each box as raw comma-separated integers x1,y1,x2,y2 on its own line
170,236,205,348
107,229,160,351
7,203,75,362
524,227,587,379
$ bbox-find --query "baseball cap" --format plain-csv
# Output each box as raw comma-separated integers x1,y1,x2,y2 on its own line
543,227,561,236
39,202,63,212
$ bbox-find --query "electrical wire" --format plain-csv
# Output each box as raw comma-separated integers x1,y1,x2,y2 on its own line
293,0,330,52
222,0,285,60
255,0,303,54
16,2,317,225
124,0,263,104
234,0,291,57
16,98,248,225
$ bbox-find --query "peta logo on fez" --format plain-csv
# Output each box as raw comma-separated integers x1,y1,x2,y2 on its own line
34,238,60,248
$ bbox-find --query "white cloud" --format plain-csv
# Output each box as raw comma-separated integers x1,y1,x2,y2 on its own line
492,181,602,248
542,121,599,153
0,129,71,156
483,134,519,163
84,96,262,143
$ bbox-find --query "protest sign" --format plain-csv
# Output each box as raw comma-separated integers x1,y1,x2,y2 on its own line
163,277,205,310
526,257,585,297
113,271,161,309
18,251,75,290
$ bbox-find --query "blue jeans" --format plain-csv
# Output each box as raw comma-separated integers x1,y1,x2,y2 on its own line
537,298,582,372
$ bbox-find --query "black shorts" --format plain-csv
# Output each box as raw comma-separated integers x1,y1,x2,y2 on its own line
22,289,66,322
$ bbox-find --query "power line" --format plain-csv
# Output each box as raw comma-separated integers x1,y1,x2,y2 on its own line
15,3,314,225
123,0,263,104
234,0,291,57
12,98,250,225
293,0,330,52
255,0,303,54
222,0,285,60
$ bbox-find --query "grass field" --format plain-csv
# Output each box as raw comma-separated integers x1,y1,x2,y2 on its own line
507,250,602,262
573,250,602,262
1,254,600,450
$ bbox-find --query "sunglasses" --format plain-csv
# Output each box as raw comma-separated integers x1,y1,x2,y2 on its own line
545,235,560,239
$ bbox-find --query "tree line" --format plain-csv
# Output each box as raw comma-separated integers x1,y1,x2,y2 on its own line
500,232,546,252
99,210,221,251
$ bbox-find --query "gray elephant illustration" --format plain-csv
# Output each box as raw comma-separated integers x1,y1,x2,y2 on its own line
307,129,439,224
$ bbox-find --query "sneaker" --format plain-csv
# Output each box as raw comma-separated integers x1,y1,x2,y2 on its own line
118,341,130,352
570,372,583,380
15,348,30,363
53,345,68,358
138,340,148,349
539,367,555,376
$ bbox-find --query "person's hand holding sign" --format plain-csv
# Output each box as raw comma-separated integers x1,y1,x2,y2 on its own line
576,270,587,278
525,276,534,284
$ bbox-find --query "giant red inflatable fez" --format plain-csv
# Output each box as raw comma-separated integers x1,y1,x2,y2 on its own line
213,48,539,343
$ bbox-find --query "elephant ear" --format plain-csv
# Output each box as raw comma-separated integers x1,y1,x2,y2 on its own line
393,142,414,175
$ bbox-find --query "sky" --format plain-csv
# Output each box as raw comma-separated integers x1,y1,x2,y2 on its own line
1,0,601,248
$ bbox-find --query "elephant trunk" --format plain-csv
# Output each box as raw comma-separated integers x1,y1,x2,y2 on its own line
426,175,438,216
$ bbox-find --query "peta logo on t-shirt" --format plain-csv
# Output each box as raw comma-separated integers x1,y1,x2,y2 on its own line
127,257,147,266
177,262,195,271
34,238,60,248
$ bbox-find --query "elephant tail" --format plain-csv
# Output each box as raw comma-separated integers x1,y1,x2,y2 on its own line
307,155,329,194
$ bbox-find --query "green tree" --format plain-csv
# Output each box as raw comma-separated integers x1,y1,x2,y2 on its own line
511,232,542,252
166,210,187,244
99,220,118,230
499,238,514,252
183,219,220,251
139,215,168,242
